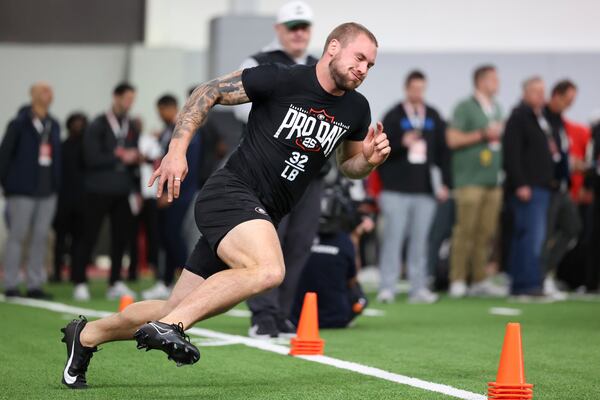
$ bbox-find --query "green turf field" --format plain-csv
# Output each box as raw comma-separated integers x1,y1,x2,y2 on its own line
1,280,599,400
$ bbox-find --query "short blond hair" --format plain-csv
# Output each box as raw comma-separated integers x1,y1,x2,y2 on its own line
322,22,378,54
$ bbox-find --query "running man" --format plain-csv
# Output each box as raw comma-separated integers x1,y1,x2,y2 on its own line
61,22,389,389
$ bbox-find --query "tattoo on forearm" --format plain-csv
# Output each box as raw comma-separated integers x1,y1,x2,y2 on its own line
173,70,249,139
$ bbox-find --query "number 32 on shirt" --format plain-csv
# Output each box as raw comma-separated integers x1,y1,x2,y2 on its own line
281,151,308,182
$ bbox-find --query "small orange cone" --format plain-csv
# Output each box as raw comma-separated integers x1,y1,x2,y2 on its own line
118,295,134,312
488,323,533,399
289,292,324,356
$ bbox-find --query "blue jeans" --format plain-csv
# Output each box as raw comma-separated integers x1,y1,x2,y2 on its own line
508,187,551,294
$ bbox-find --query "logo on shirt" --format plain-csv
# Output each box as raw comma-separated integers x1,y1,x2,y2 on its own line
309,108,335,123
274,104,349,157
254,207,268,215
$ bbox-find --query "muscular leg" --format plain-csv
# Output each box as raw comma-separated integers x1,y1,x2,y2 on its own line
160,219,285,328
80,219,284,345
79,269,204,347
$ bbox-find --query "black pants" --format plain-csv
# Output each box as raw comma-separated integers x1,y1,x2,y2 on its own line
246,179,323,322
587,183,600,291
128,198,159,281
71,192,133,285
158,197,192,286
52,198,84,281
428,199,454,291
555,204,592,289
541,191,582,275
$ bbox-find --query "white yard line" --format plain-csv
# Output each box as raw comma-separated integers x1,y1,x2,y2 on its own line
362,308,386,316
224,308,386,318
1,296,486,400
489,307,522,316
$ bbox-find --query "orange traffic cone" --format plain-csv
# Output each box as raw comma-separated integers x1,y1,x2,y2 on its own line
118,295,134,312
289,292,324,356
488,323,533,399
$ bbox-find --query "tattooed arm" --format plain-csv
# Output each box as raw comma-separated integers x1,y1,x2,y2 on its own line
149,70,249,201
173,70,249,144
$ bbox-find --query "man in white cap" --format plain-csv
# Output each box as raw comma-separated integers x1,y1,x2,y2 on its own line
235,1,314,123
234,1,324,340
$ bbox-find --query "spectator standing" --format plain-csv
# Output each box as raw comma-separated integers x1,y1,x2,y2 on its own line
446,65,506,297
503,77,554,296
127,117,161,282
70,83,140,301
0,82,61,298
376,70,450,304
52,112,87,282
541,80,582,299
586,118,600,292
142,95,200,300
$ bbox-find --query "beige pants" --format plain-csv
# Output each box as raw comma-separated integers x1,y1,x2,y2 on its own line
450,186,502,283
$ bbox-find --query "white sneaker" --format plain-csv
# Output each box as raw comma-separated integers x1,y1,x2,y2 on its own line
73,283,91,301
468,279,508,297
449,281,467,298
376,289,395,304
408,288,439,304
106,281,137,300
142,281,172,300
544,277,568,301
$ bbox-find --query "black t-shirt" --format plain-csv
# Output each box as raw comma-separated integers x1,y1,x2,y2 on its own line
225,64,371,221
377,103,449,194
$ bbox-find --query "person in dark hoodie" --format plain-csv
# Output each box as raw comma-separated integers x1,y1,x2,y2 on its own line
291,163,372,328
51,112,87,282
0,82,61,298
503,76,554,297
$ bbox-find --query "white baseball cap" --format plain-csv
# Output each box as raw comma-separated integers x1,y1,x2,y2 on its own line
277,1,313,28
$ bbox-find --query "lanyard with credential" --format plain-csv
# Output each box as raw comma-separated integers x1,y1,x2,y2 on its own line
32,117,51,142
404,103,425,131
106,110,129,146
538,114,561,163
33,117,53,166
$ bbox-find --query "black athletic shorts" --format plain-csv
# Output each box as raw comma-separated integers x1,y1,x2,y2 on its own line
184,168,277,279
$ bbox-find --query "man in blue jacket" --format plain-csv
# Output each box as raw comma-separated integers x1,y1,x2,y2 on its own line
0,82,61,298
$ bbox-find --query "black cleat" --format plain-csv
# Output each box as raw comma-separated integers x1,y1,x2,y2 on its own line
4,288,21,298
27,288,53,299
61,316,97,389
134,321,200,366
248,314,279,339
275,317,297,339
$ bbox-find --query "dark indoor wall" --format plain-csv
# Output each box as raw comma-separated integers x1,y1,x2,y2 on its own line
0,0,145,43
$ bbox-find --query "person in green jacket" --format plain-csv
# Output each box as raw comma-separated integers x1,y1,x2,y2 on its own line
446,65,506,298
